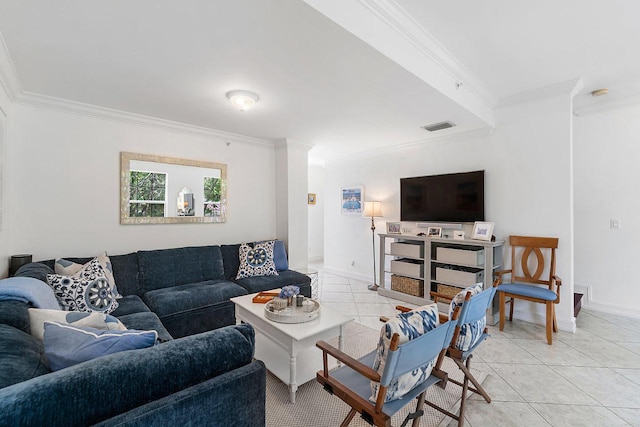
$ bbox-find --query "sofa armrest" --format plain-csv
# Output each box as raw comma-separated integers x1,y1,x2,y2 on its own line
0,324,256,427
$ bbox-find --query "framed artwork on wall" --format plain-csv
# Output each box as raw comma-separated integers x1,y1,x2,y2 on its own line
386,222,402,234
341,186,363,215
308,193,316,205
472,221,495,241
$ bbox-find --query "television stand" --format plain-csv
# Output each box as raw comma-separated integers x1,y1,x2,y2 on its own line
378,233,504,325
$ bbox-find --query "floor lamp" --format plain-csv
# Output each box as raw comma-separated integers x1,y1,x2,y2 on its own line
363,201,383,291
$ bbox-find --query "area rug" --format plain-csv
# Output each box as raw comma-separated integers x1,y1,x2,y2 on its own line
265,321,488,427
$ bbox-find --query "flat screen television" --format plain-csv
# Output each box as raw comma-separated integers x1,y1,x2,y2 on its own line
400,170,484,222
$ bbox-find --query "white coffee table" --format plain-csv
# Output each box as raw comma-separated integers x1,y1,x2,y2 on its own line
231,292,353,403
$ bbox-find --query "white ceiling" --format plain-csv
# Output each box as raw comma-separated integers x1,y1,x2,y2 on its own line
0,0,638,159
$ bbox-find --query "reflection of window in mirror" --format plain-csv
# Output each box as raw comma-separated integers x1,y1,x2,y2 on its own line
129,171,167,217
203,177,222,217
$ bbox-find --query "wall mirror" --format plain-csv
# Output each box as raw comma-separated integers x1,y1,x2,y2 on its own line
120,152,227,225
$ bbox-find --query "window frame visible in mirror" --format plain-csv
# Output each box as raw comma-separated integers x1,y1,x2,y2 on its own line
120,152,227,225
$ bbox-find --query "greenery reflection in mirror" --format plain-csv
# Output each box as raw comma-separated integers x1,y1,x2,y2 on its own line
121,152,227,224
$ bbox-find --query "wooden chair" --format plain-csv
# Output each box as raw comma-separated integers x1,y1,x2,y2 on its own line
495,235,562,345
316,319,455,427
392,285,496,427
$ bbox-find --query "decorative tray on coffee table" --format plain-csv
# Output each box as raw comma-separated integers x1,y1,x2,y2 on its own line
264,299,321,324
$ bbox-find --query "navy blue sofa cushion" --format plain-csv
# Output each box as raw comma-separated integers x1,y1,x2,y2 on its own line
0,324,51,389
117,312,173,342
110,295,152,317
0,324,258,426
221,244,241,280
142,280,247,318
15,262,55,284
236,270,312,296
0,300,31,333
138,246,225,292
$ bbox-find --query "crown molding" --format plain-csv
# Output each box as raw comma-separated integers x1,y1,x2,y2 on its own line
0,30,273,147
303,0,496,127
573,93,640,117
274,138,314,151
323,126,492,164
358,0,497,108
15,91,274,147
498,78,584,109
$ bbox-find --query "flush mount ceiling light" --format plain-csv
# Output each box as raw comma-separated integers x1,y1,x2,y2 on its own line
591,88,609,97
226,90,259,111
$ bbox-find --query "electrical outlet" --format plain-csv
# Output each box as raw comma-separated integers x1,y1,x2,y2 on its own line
351,261,355,266
610,219,621,229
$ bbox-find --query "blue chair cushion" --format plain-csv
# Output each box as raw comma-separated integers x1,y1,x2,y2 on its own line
497,283,557,301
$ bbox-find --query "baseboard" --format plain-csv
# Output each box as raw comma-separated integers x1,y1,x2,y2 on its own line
512,310,576,333
323,266,371,283
574,283,640,319
307,256,324,263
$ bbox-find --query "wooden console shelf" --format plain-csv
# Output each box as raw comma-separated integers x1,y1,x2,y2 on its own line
378,233,504,325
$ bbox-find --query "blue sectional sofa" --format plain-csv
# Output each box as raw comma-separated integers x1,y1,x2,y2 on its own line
0,242,311,426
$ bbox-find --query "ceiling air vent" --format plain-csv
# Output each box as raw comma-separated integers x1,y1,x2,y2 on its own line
422,121,456,132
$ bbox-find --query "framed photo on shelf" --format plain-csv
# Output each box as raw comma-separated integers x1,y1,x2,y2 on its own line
308,193,316,205
386,222,402,234
472,221,495,241
341,186,364,215
427,226,442,238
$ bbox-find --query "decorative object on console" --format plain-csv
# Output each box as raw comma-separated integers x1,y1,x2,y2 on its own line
9,254,32,277
46,259,119,314
453,230,465,240
341,186,364,215
471,221,495,241
386,222,401,234
236,241,279,279
427,226,442,238
308,193,316,205
363,201,383,291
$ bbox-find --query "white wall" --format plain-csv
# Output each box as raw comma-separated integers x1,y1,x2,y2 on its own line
574,103,640,318
0,84,9,276
5,104,278,260
308,164,324,261
324,92,576,331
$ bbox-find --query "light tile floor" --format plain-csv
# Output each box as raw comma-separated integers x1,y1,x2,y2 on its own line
312,262,640,427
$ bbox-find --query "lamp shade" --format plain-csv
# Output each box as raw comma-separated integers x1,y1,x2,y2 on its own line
363,201,383,218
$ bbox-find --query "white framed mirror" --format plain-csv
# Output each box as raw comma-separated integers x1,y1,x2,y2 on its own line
120,152,227,225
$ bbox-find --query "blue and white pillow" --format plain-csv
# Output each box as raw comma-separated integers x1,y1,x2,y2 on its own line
449,283,485,351
370,304,440,403
43,322,157,371
55,253,122,299
47,259,119,314
28,308,127,341
236,241,279,279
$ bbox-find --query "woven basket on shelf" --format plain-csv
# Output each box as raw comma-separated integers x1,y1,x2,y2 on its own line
436,283,464,300
391,274,424,297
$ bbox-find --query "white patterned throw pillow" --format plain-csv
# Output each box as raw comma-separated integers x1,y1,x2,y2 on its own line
449,282,485,351
54,252,122,299
47,259,119,314
28,308,127,341
370,303,440,403
235,241,279,279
